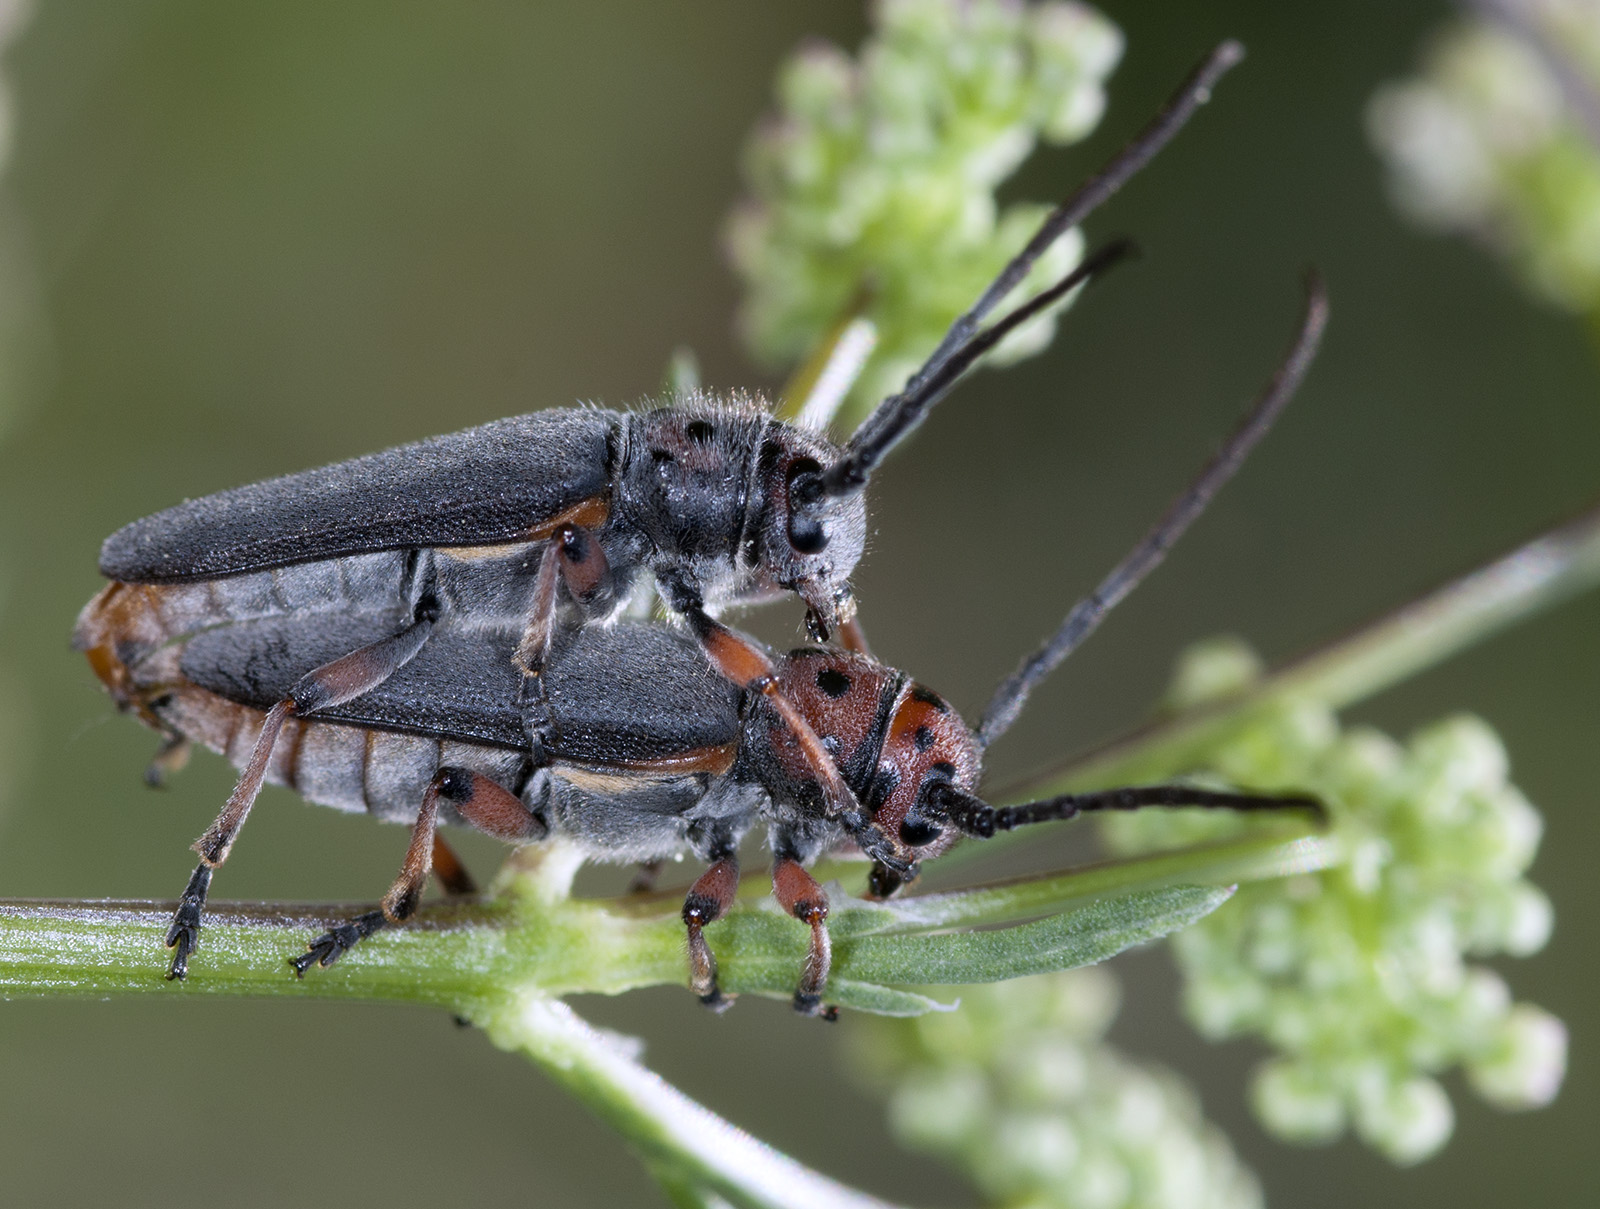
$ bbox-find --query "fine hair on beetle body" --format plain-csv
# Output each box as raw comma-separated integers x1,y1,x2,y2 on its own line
76,42,1255,981
79,267,1329,1012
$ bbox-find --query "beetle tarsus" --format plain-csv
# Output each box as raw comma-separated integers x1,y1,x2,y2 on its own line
697,985,736,1014
792,992,839,1022
164,861,213,981
292,910,388,976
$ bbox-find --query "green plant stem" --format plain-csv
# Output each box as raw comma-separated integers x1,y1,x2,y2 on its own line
1010,499,1600,797
0,825,1323,1003
0,834,1323,1209
479,991,911,1209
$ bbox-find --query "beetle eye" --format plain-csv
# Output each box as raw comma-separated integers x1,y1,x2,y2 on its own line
898,815,943,847
786,465,829,554
788,512,827,554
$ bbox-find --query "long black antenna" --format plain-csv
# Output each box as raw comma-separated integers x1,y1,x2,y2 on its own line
821,40,1246,497
976,272,1329,751
938,783,1324,839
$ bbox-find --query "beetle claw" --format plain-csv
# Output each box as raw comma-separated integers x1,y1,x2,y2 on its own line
164,862,213,981
164,917,198,981
292,910,387,976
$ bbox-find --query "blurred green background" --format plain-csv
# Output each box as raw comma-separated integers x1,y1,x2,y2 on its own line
0,1,1595,1205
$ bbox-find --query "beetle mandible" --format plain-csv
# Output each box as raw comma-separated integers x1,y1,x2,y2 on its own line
78,267,1326,1002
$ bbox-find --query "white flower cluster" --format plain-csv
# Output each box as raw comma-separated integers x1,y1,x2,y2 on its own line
1104,638,1568,1165
1369,2,1600,310
850,967,1263,1209
727,0,1123,419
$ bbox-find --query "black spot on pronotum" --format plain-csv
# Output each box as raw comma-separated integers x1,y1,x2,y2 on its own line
816,668,852,698
909,685,949,713
913,725,935,752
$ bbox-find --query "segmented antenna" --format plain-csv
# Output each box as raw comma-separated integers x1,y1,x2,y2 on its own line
821,40,1247,498
975,272,1329,751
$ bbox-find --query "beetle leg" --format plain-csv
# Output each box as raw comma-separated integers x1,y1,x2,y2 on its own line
835,615,873,658
294,766,545,975
144,734,191,788
683,606,848,806
164,862,212,980
515,524,616,749
514,524,615,677
290,911,389,975
439,766,550,844
773,858,836,1020
169,614,436,980
431,834,478,897
682,855,739,1011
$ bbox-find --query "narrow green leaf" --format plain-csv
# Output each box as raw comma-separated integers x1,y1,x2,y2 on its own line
836,885,1233,986
823,982,955,1017
714,886,1231,1012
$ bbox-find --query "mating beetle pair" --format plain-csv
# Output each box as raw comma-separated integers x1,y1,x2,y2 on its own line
76,43,1325,1010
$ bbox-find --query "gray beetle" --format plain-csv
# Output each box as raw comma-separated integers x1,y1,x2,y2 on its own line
81,44,1247,978
77,268,1325,1001
95,43,1241,660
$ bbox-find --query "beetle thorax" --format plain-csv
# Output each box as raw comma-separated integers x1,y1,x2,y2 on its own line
613,397,866,622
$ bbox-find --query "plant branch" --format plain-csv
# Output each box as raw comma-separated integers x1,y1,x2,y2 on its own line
1003,499,1600,799
0,824,1314,1007
479,993,911,1209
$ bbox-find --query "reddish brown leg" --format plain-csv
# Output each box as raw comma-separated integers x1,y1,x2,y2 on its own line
431,834,478,897
773,858,836,1019
294,767,545,975
836,615,873,659
169,617,436,980
688,610,874,831
514,523,615,677
167,698,292,979
682,858,739,1011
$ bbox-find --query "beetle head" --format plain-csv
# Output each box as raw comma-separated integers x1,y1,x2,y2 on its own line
752,432,867,638
768,650,983,879
859,681,982,873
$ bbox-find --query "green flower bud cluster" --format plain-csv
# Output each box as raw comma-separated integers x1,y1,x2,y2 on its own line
1368,4,1600,312
1102,637,1567,1165
726,0,1123,420
849,967,1263,1209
